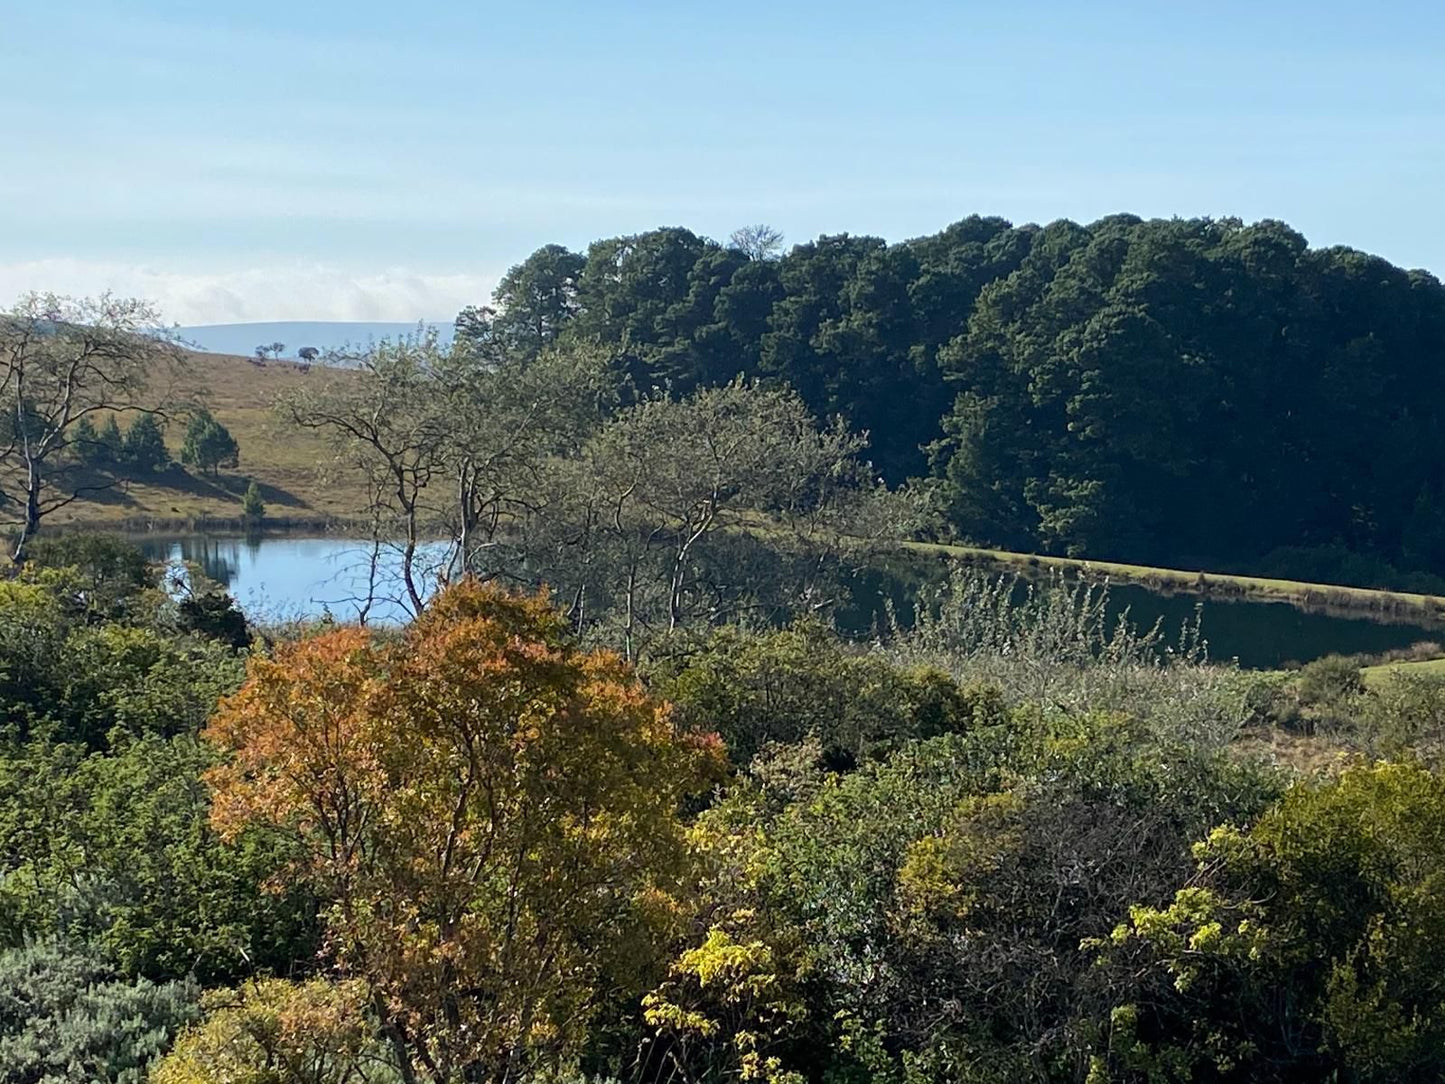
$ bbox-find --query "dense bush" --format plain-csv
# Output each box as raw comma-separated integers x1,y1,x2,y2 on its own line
0,941,198,1084
152,978,392,1084
1095,763,1445,1083
0,735,316,982
2,534,1444,1082
645,620,1003,766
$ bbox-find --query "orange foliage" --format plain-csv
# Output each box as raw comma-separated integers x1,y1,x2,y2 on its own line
204,581,725,1084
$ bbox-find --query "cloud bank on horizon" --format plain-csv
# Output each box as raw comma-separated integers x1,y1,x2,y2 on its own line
0,260,496,326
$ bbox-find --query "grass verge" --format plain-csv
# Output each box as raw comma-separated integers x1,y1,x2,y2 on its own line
906,540,1445,627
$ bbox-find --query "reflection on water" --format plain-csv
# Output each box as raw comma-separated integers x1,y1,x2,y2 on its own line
132,534,1445,667
147,535,250,588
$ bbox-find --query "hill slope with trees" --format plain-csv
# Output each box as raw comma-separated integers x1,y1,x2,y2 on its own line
457,215,1445,589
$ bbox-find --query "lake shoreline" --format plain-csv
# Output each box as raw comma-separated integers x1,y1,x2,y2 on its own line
905,541,1445,630
47,519,1445,640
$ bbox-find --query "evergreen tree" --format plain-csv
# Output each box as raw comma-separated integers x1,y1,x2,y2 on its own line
240,480,265,523
121,414,169,473
72,416,104,467
98,415,125,465
0,942,199,1084
179,410,238,477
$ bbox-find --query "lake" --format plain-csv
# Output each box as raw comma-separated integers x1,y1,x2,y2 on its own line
136,534,451,626
136,534,1445,669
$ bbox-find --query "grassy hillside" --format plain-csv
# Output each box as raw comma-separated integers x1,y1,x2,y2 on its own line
1362,656,1445,686
53,351,365,530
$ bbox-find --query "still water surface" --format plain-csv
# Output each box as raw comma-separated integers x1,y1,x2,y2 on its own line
136,534,1444,669
136,534,448,626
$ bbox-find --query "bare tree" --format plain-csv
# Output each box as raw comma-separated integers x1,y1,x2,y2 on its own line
514,380,906,657
0,293,185,562
441,343,612,577
278,330,455,615
728,224,785,261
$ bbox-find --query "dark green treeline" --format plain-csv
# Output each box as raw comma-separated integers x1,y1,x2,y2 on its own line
458,216,1445,587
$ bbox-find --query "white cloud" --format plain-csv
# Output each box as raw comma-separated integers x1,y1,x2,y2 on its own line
0,259,498,325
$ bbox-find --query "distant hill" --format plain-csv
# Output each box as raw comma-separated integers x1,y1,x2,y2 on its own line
177,321,454,360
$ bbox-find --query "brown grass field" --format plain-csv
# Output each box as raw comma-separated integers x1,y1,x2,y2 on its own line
51,351,367,531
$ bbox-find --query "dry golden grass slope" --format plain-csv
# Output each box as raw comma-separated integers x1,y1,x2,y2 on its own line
52,351,366,530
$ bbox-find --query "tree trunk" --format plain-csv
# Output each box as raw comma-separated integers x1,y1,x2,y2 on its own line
11,459,41,565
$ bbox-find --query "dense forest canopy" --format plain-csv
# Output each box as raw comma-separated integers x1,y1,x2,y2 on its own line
458,215,1445,585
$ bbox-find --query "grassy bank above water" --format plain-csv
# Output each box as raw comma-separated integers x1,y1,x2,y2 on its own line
907,540,1445,628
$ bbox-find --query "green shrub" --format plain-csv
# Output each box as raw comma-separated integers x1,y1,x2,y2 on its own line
0,736,317,982
645,621,1003,766
23,532,158,621
1094,762,1445,1083
1297,653,1365,706
0,941,198,1083
240,480,266,522
176,590,251,650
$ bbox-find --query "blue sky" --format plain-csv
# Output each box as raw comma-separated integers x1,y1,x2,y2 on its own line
3,0,1443,323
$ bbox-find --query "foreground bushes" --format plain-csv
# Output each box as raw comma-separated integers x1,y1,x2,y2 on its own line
0,943,198,1084
3,543,1445,1081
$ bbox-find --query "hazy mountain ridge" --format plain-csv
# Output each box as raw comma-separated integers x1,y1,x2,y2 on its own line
178,321,454,359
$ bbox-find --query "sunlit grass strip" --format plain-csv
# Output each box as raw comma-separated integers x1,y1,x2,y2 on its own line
904,540,1445,626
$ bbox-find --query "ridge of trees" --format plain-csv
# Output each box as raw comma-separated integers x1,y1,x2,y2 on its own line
455,216,1445,587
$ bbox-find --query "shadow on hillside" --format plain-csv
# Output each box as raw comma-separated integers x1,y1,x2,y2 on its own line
68,466,309,510
148,467,309,508
71,476,143,509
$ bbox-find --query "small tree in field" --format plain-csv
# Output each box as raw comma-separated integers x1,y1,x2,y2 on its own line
205,582,725,1084
240,480,265,523
180,409,238,476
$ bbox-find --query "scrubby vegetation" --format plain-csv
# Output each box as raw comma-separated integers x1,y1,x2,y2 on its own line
3,537,1445,1082
8,213,1445,1080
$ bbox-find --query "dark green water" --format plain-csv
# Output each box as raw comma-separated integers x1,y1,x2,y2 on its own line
137,535,1442,669
837,558,1443,669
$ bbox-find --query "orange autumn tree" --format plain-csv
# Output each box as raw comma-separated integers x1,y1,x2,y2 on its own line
204,582,726,1084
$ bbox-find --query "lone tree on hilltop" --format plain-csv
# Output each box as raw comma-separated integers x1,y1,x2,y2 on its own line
728,223,785,260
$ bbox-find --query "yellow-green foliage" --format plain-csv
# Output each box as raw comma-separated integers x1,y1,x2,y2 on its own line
643,928,808,1084
151,978,381,1084
1092,762,1445,1083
